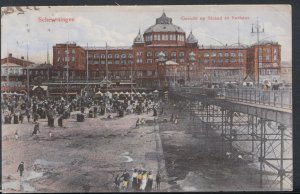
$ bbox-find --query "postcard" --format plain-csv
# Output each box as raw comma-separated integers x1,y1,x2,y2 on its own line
1,5,292,192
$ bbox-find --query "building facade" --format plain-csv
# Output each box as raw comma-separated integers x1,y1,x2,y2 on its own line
52,11,282,89
246,41,281,84
1,63,27,92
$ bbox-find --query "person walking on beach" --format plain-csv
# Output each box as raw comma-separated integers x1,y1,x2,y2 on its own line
156,171,161,191
136,118,140,128
15,131,19,140
120,169,130,191
19,113,24,124
145,170,154,192
17,161,24,177
132,169,138,191
140,170,148,191
174,114,179,124
26,112,30,123
32,122,40,136
136,170,143,191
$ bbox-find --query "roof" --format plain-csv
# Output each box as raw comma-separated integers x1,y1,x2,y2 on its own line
1,63,22,67
251,40,280,46
144,12,185,34
134,29,145,44
186,31,198,44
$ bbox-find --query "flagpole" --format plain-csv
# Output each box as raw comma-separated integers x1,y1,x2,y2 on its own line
106,42,108,93
86,42,89,84
66,33,69,102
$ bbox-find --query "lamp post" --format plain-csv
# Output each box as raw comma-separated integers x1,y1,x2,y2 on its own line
157,51,166,89
188,52,196,84
25,24,30,101
251,18,264,85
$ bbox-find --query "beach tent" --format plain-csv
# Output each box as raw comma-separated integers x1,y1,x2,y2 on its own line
95,91,103,96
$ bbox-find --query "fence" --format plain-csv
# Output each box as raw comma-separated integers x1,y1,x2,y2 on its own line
223,88,292,109
173,87,292,109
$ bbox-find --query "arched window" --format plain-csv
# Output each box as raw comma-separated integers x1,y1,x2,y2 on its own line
121,54,127,58
114,54,119,59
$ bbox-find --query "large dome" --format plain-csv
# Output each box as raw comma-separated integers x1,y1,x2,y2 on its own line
144,12,185,33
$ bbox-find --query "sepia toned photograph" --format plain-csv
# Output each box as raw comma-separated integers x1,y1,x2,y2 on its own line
1,5,292,192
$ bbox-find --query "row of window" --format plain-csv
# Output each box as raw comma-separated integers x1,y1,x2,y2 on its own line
259,69,279,75
1,68,23,75
88,53,133,59
206,70,242,76
202,58,244,63
258,55,277,61
88,60,134,65
203,52,244,57
151,34,185,41
258,48,277,54
58,49,76,55
146,51,185,57
57,57,76,62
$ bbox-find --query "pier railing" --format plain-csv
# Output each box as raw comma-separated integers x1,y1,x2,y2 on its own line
172,87,292,109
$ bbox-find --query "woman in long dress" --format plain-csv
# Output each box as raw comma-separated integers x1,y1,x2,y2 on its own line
145,170,153,192
132,169,138,191
140,171,148,191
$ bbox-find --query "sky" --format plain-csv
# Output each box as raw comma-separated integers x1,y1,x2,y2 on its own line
1,5,291,64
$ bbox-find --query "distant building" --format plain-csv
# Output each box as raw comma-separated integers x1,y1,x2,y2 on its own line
1,53,34,67
1,63,26,92
25,63,53,83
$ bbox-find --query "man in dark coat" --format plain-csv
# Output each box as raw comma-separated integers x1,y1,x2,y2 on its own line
156,171,161,191
32,123,40,136
19,114,24,124
17,161,24,177
120,169,130,191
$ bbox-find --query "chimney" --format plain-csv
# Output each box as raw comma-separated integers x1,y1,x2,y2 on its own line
9,53,12,57
21,56,24,60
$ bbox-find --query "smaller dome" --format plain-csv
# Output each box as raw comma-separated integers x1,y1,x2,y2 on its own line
186,31,198,44
134,29,144,44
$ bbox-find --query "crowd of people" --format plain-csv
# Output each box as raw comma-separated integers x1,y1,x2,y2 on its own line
114,169,161,192
2,91,166,192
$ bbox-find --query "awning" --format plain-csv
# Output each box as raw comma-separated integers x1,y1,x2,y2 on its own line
95,91,103,95
165,60,179,65
32,86,48,91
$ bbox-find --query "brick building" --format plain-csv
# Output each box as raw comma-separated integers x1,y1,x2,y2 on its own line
1,53,34,67
246,41,281,83
52,11,282,89
52,43,86,80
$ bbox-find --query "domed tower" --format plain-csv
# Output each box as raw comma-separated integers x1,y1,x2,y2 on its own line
143,11,186,46
186,30,198,48
133,29,145,46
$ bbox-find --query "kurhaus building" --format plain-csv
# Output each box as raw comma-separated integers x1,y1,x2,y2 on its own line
52,11,281,89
